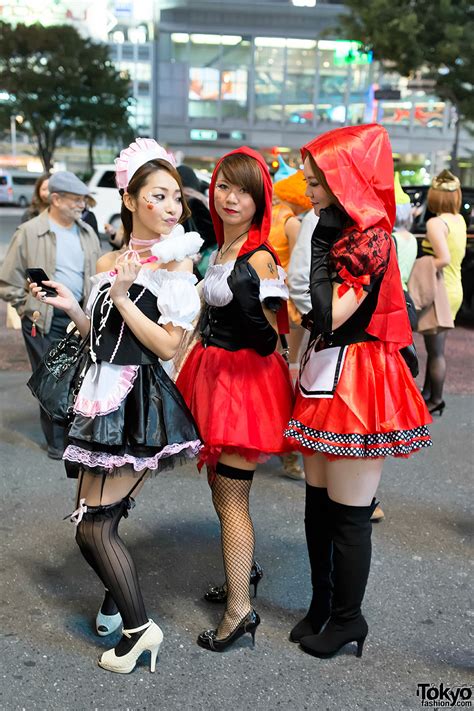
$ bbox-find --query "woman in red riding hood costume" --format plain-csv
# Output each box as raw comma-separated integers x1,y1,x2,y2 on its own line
284,124,432,659
176,147,294,651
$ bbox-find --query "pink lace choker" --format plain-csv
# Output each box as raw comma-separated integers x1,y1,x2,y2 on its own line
130,234,164,254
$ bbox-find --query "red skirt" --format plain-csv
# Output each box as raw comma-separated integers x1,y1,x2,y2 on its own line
285,341,432,459
176,343,294,467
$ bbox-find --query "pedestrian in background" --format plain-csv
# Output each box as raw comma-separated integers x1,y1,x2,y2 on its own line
177,164,215,277
269,169,312,480
81,194,100,236
287,209,318,320
420,170,467,416
270,169,312,363
0,171,101,459
369,173,420,525
20,172,50,223
285,124,432,659
393,173,418,294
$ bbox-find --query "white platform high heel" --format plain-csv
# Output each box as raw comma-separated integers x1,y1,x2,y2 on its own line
98,620,163,674
96,609,122,637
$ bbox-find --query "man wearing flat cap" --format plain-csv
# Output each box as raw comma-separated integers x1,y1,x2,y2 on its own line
0,171,101,459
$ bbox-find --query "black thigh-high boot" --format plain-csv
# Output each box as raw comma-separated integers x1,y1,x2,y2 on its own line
75,498,149,656
299,497,377,659
290,485,333,642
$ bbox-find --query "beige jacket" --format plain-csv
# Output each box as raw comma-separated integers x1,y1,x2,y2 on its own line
407,255,454,334
0,210,101,334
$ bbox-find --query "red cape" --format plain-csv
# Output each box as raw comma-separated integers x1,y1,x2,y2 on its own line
209,146,289,333
302,124,411,349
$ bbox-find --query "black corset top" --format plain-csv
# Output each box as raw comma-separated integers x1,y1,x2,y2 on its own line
90,283,160,365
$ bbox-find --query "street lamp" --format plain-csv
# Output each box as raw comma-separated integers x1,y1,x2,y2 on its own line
10,114,23,164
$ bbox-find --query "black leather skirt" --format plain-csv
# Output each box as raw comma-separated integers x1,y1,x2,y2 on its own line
64,362,201,477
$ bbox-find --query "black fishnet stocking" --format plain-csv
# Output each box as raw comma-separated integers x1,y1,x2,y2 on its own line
211,471,255,639
75,499,148,656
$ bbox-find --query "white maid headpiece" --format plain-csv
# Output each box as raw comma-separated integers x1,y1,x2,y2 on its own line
115,137,177,190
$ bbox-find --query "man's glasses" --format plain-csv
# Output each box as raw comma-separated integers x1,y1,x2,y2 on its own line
57,193,86,207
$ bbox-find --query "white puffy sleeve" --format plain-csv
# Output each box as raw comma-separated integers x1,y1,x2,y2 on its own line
157,272,201,331
259,265,289,302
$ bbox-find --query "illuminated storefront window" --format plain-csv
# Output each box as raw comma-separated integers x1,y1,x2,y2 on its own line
221,39,251,121
318,40,348,105
413,101,445,130
188,36,221,120
171,32,251,121
172,34,250,121
379,102,412,126
284,42,316,124
255,39,285,123
347,103,366,125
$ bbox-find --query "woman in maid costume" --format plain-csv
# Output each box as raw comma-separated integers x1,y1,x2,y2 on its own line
176,147,294,651
284,125,432,659
29,138,202,673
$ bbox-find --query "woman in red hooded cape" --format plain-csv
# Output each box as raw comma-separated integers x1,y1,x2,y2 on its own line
176,147,294,651
283,125,432,659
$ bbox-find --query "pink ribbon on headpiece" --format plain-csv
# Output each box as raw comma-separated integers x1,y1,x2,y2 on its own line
115,138,177,190
337,267,370,302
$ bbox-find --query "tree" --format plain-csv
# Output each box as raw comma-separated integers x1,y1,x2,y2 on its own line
0,21,133,171
338,0,474,172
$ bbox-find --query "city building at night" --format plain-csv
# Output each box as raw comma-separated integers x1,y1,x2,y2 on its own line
1,0,472,181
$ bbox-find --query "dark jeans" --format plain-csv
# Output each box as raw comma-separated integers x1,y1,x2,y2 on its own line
22,310,70,450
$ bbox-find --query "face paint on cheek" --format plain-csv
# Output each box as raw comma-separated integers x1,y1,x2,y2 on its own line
146,203,154,210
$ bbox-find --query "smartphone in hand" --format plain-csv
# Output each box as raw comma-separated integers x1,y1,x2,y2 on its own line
25,268,58,297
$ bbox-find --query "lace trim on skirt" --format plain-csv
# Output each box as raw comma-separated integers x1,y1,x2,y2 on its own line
63,440,202,472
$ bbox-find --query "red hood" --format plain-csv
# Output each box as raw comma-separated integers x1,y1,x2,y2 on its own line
301,124,395,234
209,146,288,333
209,146,275,258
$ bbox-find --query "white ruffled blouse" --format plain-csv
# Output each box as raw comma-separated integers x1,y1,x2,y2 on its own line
74,266,200,420
86,266,200,332
203,250,289,308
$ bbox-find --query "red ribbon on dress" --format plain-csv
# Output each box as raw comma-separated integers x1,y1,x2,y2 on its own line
337,267,370,302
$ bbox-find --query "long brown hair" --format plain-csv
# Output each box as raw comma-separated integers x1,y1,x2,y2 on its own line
218,153,265,225
306,154,343,210
31,173,50,212
120,159,191,244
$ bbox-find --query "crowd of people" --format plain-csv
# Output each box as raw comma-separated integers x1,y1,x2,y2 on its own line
0,123,467,673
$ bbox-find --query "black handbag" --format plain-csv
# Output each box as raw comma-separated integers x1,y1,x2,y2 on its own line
400,290,419,378
27,329,89,425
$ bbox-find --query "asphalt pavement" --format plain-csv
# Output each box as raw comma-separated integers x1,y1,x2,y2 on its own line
0,359,473,710
0,207,23,262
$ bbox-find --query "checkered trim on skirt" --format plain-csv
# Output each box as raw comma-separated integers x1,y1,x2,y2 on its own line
284,419,432,458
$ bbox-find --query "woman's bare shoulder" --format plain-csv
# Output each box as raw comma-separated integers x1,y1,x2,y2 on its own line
248,249,278,279
96,250,121,273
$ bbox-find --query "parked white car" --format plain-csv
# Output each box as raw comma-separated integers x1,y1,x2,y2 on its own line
88,164,122,234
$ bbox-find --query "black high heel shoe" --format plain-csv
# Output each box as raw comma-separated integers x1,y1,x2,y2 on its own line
197,610,260,652
204,561,263,603
428,400,445,416
299,616,368,659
